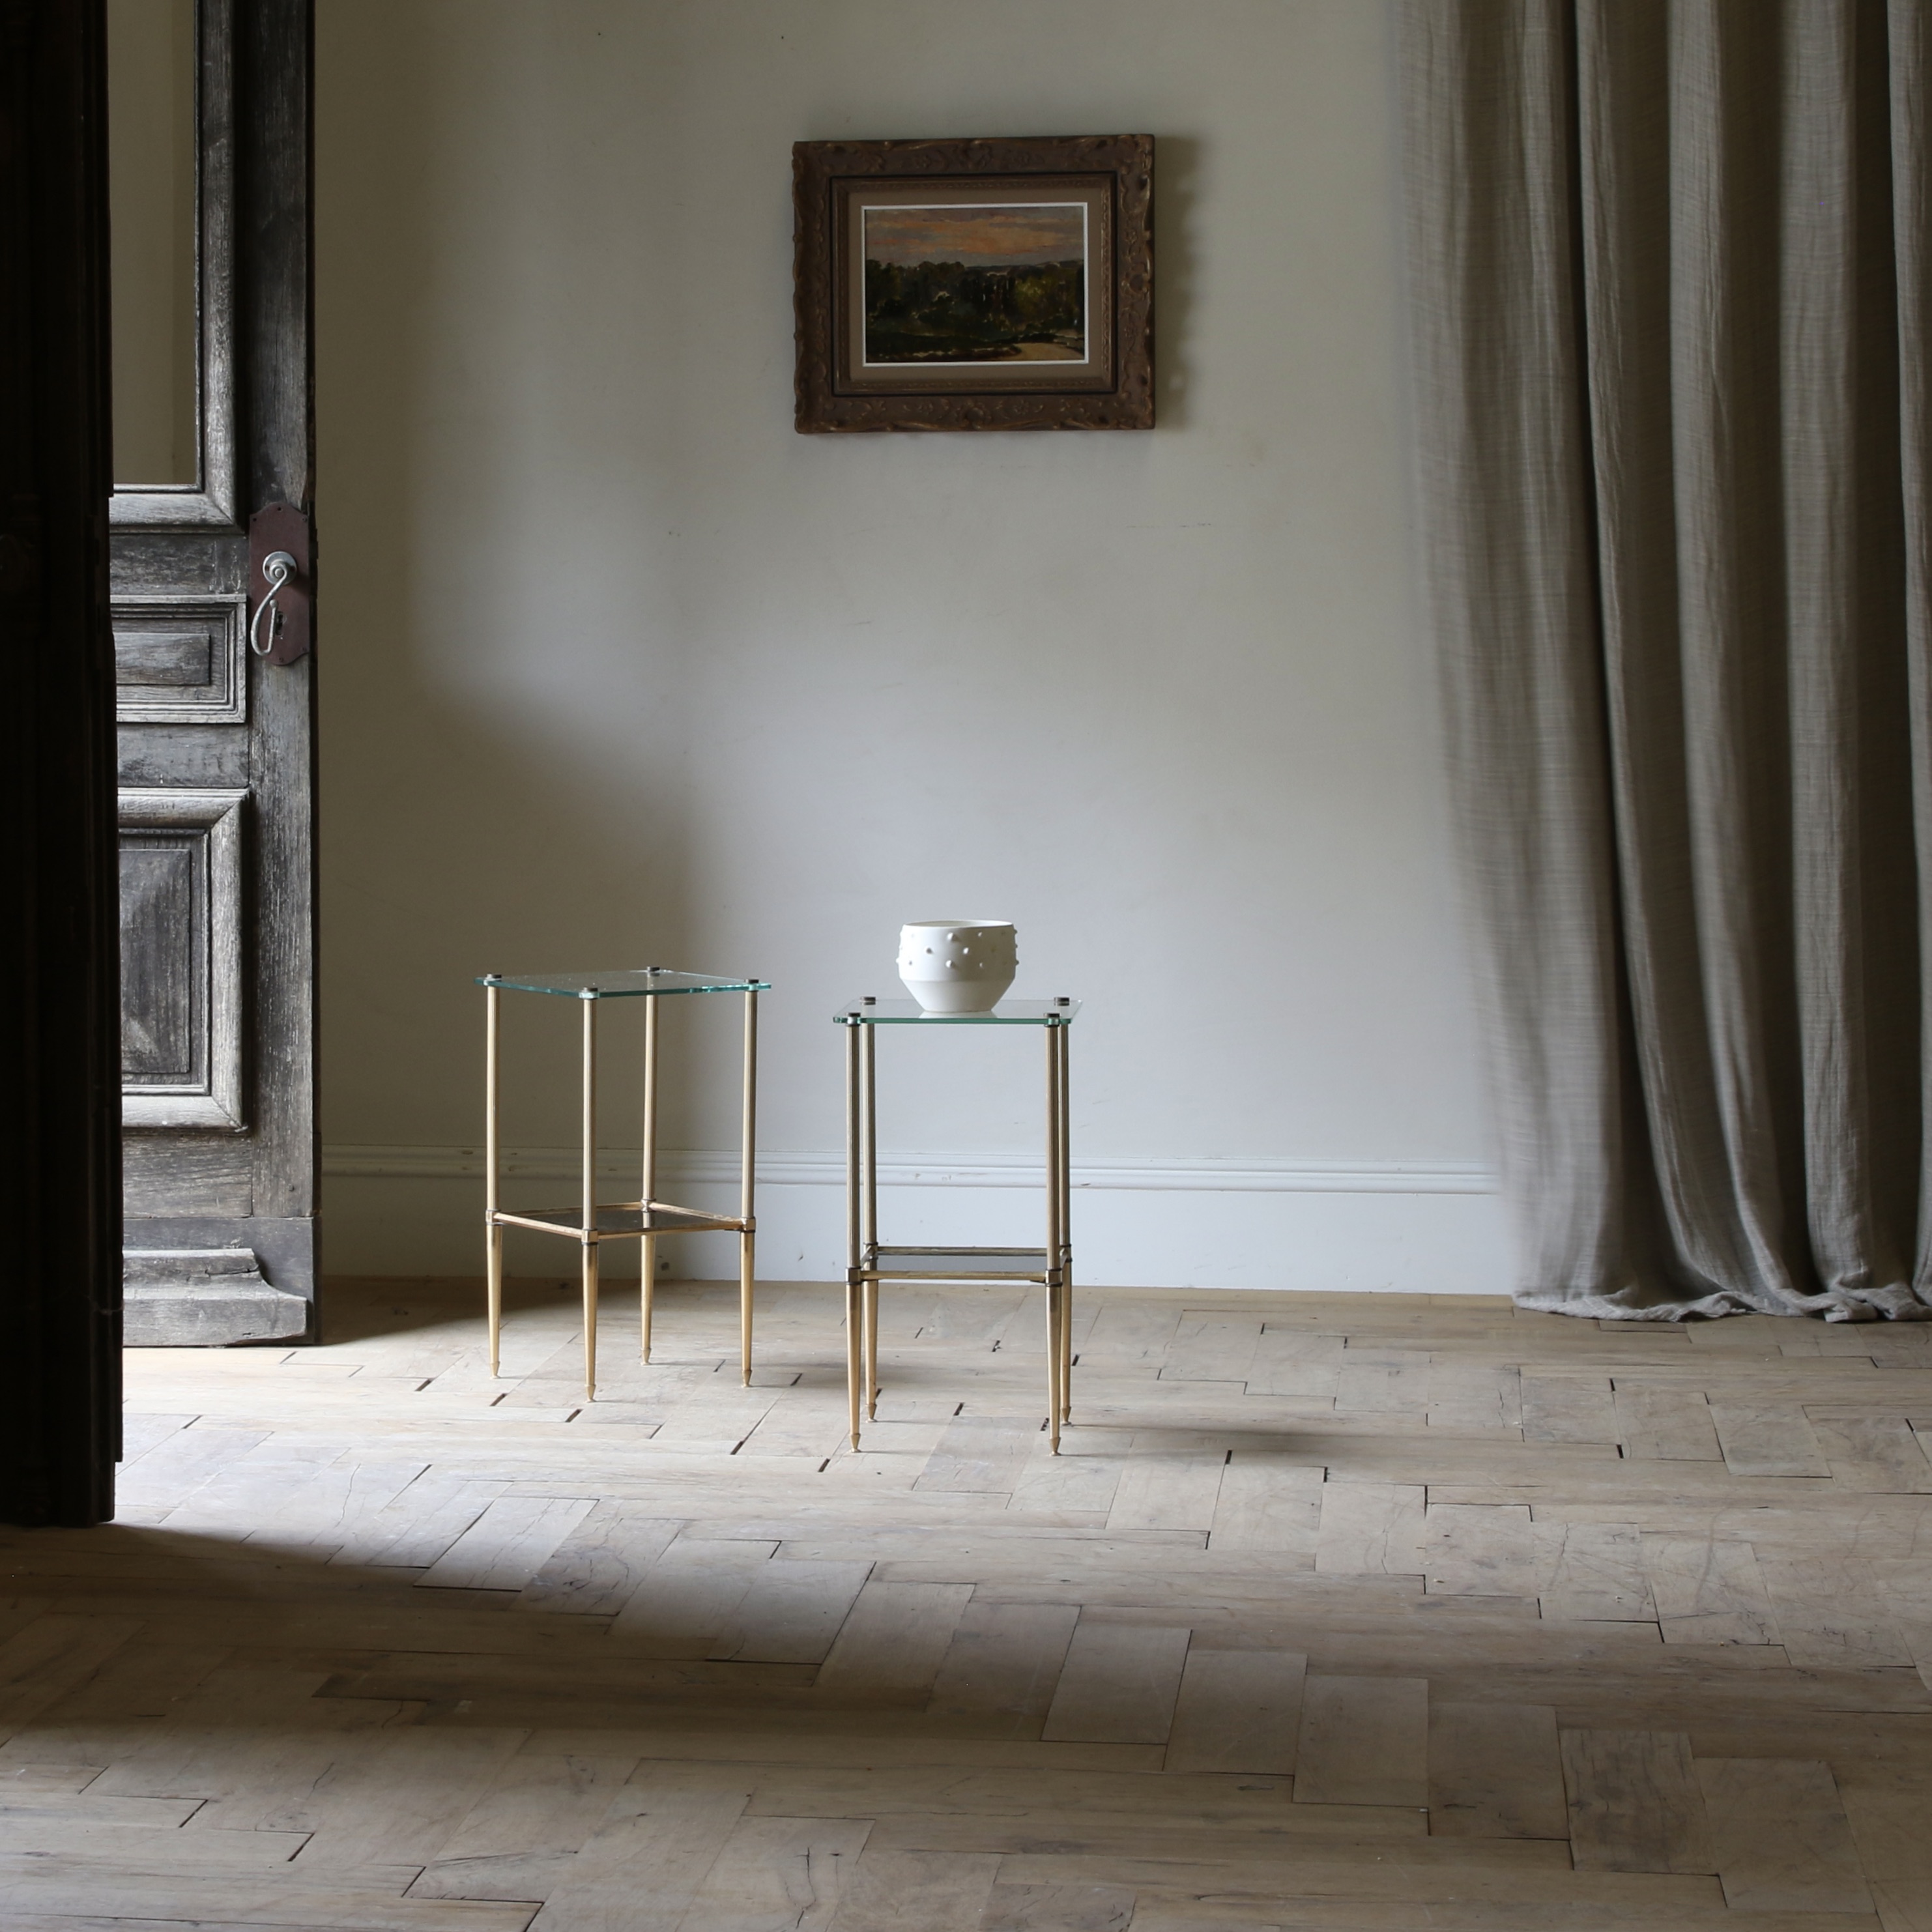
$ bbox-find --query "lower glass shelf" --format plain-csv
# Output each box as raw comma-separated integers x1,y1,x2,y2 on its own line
492,1204,743,1239
858,1246,1057,1282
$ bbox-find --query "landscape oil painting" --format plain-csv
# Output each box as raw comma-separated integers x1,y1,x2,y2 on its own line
861,202,1086,366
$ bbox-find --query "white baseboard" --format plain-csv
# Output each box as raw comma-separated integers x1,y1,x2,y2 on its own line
321,1144,1509,1294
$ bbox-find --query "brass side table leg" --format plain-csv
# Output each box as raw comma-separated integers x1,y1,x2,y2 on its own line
740,987,758,1385
1045,1021,1063,1453
1046,1275,1063,1455
485,982,502,1377
1061,1262,1074,1424
846,1274,863,1450
844,1016,863,1449
861,1020,878,1420
740,1228,757,1387
641,991,659,1364
487,1224,504,1377
1059,1022,1073,1423
865,1279,880,1420
580,992,598,1402
581,1237,600,1404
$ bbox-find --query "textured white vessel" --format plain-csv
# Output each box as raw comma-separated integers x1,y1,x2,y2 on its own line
897,920,1017,1014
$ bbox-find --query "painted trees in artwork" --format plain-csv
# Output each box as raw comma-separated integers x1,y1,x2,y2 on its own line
863,256,1084,362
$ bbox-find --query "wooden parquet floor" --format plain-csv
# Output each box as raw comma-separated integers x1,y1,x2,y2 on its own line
3,1276,1931,1931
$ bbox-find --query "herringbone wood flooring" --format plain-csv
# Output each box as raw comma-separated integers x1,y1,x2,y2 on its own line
3,1275,1931,1930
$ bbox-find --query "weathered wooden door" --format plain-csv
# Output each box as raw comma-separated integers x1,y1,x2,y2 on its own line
109,0,316,1344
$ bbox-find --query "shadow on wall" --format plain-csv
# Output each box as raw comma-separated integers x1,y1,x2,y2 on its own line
1153,133,1199,431
317,6,717,1186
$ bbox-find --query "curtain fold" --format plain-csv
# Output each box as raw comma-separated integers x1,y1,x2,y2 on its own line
1404,0,1931,1318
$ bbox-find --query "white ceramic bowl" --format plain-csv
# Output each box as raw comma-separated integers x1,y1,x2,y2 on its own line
897,920,1017,1014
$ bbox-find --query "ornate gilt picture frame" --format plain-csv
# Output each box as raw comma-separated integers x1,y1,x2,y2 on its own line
793,134,1154,433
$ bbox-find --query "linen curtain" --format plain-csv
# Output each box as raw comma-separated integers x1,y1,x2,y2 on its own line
1403,0,1932,1318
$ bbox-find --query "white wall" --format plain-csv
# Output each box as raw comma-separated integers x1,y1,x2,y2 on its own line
315,0,1505,1290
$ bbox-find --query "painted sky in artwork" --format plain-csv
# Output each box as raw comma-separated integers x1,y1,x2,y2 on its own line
861,203,1085,268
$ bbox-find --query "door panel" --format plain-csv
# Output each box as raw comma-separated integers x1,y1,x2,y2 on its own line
108,0,237,526
109,0,315,1345
118,786,244,1129
120,847,198,1080
113,596,247,723
123,1139,253,1218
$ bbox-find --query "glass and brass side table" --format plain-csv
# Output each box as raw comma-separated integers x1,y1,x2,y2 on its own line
835,996,1076,1454
480,968,768,1399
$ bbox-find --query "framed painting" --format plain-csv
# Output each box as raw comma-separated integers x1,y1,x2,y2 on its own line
793,134,1154,433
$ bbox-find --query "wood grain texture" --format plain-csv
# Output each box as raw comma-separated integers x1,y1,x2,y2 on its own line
1696,1757,1871,1912
1316,1482,1426,1576
412,1741,641,1900
609,1536,777,1657
1163,1647,1305,1774
113,596,248,724
1106,1451,1224,1534
815,1580,973,1704
674,1811,871,1930
1294,1675,1428,1806
1424,1502,1538,1596
121,1136,253,1216
1807,1411,1932,1491
1755,1555,1915,1669
1561,1729,1715,1873
1209,1454,1321,1557
515,1506,683,1615
1161,1314,1262,1385
925,1600,1079,1725
519,1785,751,1931
1428,1701,1566,1838
980,1879,1136,1931
1641,1535,1781,1645
1709,1403,1831,1478
417,1495,598,1592
1521,1372,1619,1443
1041,1622,1189,1744
709,1558,873,1664
1245,1327,1344,1401
1615,1384,1723,1462
831,1848,1002,1932
1532,1520,1654,1620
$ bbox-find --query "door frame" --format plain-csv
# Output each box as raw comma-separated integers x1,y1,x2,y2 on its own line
0,0,123,1527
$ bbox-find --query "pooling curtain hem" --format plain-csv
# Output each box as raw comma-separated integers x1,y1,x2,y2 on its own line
1402,0,1932,1321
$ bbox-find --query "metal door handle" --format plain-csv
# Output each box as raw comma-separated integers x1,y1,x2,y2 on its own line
248,550,298,656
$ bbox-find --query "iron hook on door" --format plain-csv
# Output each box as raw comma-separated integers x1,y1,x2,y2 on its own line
246,504,313,666
248,550,298,657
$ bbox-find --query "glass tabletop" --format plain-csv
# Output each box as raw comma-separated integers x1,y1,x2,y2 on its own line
480,968,769,998
835,998,1079,1025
